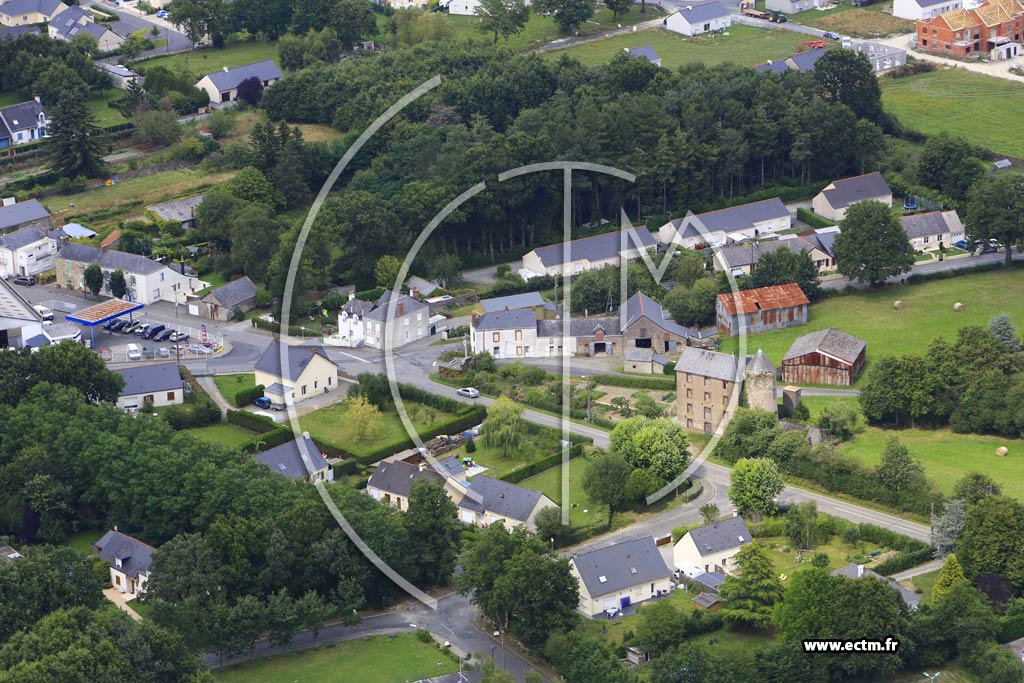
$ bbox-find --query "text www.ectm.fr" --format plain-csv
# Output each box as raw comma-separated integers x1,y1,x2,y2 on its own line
802,638,900,653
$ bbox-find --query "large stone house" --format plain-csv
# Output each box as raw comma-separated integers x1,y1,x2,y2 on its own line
253,341,338,405
470,309,539,359
675,347,742,435
56,243,206,305
198,276,258,321
621,290,708,355
569,536,673,617
673,516,752,575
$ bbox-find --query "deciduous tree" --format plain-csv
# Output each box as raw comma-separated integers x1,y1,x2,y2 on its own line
583,451,632,524
481,397,524,457
833,201,914,286
83,262,103,297
965,173,1024,268
476,0,529,44
533,0,595,33
405,479,461,586
108,269,127,299
728,457,783,519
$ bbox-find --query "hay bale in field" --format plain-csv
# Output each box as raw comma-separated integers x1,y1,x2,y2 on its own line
997,446,1009,457
893,300,904,309
954,302,964,312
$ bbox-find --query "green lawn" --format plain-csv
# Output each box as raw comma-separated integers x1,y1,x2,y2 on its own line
135,41,281,79
838,425,1024,500
543,24,801,69
214,634,458,683
882,70,1024,159
448,5,660,52
64,528,104,556
719,268,1024,380
906,569,938,604
447,426,563,478
0,88,125,127
759,534,883,579
299,400,459,457
519,456,609,528
214,373,255,402
184,423,259,450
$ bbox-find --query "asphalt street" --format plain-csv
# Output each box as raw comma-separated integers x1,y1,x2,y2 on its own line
84,0,192,59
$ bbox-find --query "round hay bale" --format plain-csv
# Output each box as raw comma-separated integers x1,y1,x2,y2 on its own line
997,446,1009,457
893,300,904,310
954,302,964,312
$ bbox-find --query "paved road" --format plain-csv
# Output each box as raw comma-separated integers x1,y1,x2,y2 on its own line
84,0,192,59
822,249,1024,290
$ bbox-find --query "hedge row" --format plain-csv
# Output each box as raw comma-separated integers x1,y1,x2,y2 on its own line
479,274,558,300
234,384,266,408
591,373,675,391
333,459,359,476
997,614,1024,644
162,366,220,429
242,426,294,454
796,207,835,229
397,382,475,416
498,442,584,484
873,547,934,576
251,317,308,337
226,409,278,434
906,259,1011,286
354,286,385,301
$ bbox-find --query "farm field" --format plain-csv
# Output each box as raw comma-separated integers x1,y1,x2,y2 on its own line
718,268,1024,377
214,634,458,683
299,400,459,457
789,3,913,37
135,41,281,79
448,5,660,53
881,69,1024,158
543,24,801,69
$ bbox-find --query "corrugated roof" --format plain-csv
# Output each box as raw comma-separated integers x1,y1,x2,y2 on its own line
783,327,865,364
676,346,740,383
717,283,809,316
685,517,752,557
202,59,282,93
93,530,154,580
529,228,655,269
254,436,329,479
115,362,181,396
820,172,892,211
66,298,142,325
572,536,671,597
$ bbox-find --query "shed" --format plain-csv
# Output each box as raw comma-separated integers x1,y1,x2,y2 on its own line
781,327,866,386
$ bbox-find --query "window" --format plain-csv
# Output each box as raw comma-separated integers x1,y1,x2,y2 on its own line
144,394,154,404
703,377,710,386
328,376,332,386
515,329,522,341
301,385,307,395
687,403,693,414
923,235,930,244
704,392,711,402
704,407,712,419
686,388,693,398
492,332,500,343
722,380,728,390
314,380,318,389
166,391,175,401
687,418,694,428
516,346,523,356
493,346,500,355
160,272,165,281
686,373,692,383
524,346,530,355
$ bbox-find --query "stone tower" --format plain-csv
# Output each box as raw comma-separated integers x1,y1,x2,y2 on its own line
744,348,777,415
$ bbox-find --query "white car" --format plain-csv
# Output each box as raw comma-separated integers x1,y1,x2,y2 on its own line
126,343,141,361
457,387,480,398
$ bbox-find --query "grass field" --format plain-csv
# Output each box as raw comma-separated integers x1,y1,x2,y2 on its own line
214,634,458,683
135,41,281,79
519,456,609,527
214,373,255,403
299,400,458,457
882,69,1024,159
905,569,938,604
789,3,913,37
446,427,563,478
184,423,258,449
64,528,104,556
543,24,800,69
448,5,660,52
759,534,883,578
719,268,1024,378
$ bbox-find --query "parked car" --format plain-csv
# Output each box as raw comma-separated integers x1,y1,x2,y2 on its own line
457,387,480,398
270,403,286,411
104,318,124,331
157,347,171,359
134,323,153,337
33,305,54,321
142,323,166,340
126,343,141,360
252,396,272,409
12,275,35,286
188,345,212,355
107,319,126,333
154,328,175,342
169,331,189,342
142,346,155,359
954,239,969,250
155,9,168,16
823,31,841,39
122,321,143,334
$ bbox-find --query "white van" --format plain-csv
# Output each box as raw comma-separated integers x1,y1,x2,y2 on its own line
126,343,141,361
33,305,53,321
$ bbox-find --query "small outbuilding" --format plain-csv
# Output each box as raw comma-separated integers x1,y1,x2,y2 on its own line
200,276,258,321
781,327,866,386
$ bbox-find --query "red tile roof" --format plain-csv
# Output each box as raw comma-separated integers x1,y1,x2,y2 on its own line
717,283,809,316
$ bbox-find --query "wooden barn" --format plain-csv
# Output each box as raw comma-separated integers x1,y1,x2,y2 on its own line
781,328,866,386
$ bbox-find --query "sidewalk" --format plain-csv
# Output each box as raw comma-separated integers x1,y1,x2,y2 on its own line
103,587,143,622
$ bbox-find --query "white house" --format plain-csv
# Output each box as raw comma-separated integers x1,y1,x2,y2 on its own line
0,224,58,278
341,290,431,350
811,172,893,222
254,434,333,483
48,5,124,51
0,0,68,26
658,198,791,249
195,60,283,105
253,341,338,405
663,2,731,36
569,536,673,617
0,276,45,349
900,210,964,251
324,309,365,348
673,516,752,575
0,99,50,148
520,227,656,279
448,0,480,14
92,530,154,598
113,362,184,412
56,243,207,305
470,308,538,359
892,0,962,19
766,0,817,13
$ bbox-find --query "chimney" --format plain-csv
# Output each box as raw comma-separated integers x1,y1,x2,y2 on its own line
504,305,510,311
33,95,41,104
396,302,405,317
348,291,355,301
471,311,478,326
856,565,864,578
411,288,421,301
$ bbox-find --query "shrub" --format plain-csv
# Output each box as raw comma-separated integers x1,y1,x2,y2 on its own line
333,459,359,476
796,207,836,229
242,426,293,453
591,374,675,391
161,395,220,429
233,383,266,408
226,409,277,433
416,629,433,643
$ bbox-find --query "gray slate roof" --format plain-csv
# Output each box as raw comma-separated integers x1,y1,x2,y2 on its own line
753,60,790,74
672,198,790,236
203,276,257,308
0,25,40,40
783,328,865,364
536,316,621,338
0,199,50,231
115,362,181,396
673,1,729,22
350,290,428,323
458,475,547,522
367,460,443,497
529,228,655,268
914,0,954,7
628,45,661,63
202,59,283,92
832,563,922,608
821,172,891,210
479,291,546,313
900,210,960,240
788,49,828,72
0,0,64,16
0,223,53,250
59,242,165,274
474,308,537,331
715,238,816,270
147,194,205,223
622,290,694,339
676,346,740,383
93,530,154,580
746,348,775,375
572,536,670,597
0,277,38,323
254,436,329,479
686,517,752,556
48,6,93,40
254,341,334,382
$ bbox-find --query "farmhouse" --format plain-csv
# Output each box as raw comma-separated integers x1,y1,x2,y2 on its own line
663,2,731,35
675,347,741,434
92,530,154,598
569,536,673,617
0,99,49,148
658,198,791,248
833,563,922,608
674,516,752,575
0,224,58,278
470,308,538,359
900,210,965,251
621,290,704,354
253,341,338,404
113,362,184,412
782,327,866,386
0,0,68,26
254,435,333,483
715,283,809,337
56,243,206,305
894,0,962,19
199,276,258,321
812,172,893,221
537,315,623,357
195,60,283,104
520,227,655,279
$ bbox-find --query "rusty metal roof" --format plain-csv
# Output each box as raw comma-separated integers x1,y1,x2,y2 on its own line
716,283,809,316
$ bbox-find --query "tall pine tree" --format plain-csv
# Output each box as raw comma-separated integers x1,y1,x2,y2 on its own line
718,543,783,629
50,93,109,179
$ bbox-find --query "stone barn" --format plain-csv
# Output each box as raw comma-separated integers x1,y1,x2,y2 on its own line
781,328,866,386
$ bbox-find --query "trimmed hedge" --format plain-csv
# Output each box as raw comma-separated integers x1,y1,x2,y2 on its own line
161,397,221,429
479,274,558,299
242,425,294,454
498,442,584,484
226,409,278,433
997,614,1024,644
906,260,1011,285
354,286,385,301
333,459,359,476
873,547,934,576
251,317,307,337
397,382,475,416
234,384,266,408
592,374,675,391
796,207,835,229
